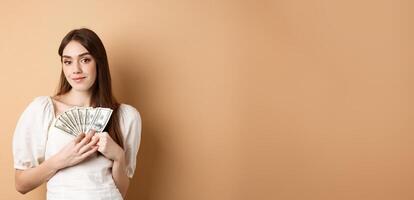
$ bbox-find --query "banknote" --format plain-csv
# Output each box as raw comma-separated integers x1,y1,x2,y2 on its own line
54,107,113,136
88,108,113,132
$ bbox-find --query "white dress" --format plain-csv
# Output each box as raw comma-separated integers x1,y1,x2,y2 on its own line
13,96,142,200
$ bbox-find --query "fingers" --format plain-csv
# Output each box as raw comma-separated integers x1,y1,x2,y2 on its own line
74,131,109,162
94,132,109,144
75,132,94,151
92,133,100,141
96,132,109,150
74,133,86,143
80,145,99,160
77,131,104,155
78,135,100,154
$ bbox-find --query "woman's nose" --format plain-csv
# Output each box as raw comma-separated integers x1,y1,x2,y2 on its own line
73,62,82,73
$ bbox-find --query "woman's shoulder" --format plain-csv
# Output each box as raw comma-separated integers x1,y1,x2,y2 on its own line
118,103,141,121
26,96,52,110
17,96,53,123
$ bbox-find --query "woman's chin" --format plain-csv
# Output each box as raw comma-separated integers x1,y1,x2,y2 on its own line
71,86,92,93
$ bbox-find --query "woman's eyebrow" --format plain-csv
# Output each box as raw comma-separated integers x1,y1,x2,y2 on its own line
62,52,91,58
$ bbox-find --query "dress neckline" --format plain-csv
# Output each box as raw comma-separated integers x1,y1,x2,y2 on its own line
47,96,57,119
47,96,89,120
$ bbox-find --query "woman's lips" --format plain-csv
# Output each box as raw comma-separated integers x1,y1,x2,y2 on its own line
72,77,86,82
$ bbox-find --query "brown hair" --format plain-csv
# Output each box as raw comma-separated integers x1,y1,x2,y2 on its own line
56,28,123,149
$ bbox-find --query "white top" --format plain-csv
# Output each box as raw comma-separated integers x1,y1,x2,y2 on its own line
13,96,142,200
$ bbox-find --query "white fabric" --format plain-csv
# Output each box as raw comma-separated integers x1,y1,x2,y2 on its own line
13,96,142,200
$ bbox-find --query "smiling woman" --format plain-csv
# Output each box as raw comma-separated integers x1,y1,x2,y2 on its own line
61,42,97,93
12,28,142,200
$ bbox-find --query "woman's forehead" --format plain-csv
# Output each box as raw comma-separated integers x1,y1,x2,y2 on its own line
62,41,89,58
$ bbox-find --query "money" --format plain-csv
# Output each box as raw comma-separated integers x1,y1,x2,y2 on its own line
88,108,113,132
54,107,113,136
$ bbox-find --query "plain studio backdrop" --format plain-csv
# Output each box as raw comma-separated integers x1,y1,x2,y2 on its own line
0,0,413,200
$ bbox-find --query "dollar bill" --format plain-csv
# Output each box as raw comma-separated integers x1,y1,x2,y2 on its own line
60,112,78,133
54,107,113,136
55,118,76,136
71,108,81,133
88,108,113,133
78,108,86,133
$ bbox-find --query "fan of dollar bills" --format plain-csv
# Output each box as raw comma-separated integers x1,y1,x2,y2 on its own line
54,107,113,136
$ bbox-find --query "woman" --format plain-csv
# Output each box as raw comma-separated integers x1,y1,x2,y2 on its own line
12,28,141,200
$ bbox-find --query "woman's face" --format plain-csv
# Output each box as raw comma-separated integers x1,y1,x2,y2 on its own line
61,40,97,92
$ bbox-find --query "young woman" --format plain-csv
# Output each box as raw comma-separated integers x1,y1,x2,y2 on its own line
12,28,141,200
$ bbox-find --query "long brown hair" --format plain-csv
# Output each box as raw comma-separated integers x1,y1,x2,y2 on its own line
56,28,123,149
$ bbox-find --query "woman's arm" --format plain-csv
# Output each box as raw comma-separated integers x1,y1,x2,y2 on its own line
112,152,130,197
93,132,130,197
15,132,98,194
15,156,60,194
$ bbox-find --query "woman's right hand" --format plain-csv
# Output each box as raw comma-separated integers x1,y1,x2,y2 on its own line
52,131,99,170
14,132,100,194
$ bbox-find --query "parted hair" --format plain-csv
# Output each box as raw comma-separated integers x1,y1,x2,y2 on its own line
56,28,123,149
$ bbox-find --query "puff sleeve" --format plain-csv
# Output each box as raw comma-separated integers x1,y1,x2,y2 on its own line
118,104,142,178
13,96,53,170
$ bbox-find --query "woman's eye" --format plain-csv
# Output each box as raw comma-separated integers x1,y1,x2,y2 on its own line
63,60,71,65
81,58,90,63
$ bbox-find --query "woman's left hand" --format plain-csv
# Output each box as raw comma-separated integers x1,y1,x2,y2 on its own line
92,131,124,161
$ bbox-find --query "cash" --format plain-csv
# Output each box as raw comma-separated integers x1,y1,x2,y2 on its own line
54,107,113,136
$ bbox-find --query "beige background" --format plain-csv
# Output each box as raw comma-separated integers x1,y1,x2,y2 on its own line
0,0,413,199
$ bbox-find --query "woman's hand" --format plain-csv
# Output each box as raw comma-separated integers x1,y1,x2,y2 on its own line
93,131,130,197
14,132,99,194
52,132,99,170
93,131,124,161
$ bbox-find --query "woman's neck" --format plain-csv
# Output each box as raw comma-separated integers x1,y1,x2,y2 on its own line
61,89,92,107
